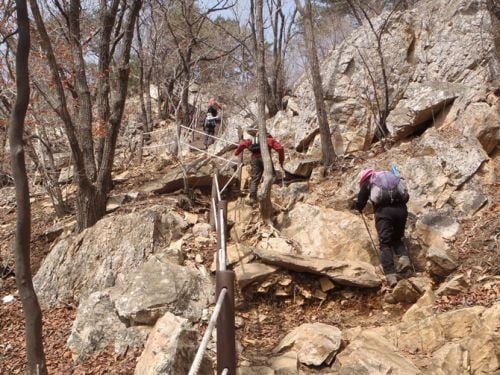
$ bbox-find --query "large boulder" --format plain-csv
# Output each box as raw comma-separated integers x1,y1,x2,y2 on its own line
67,291,150,363
34,207,186,306
68,255,212,361
134,313,212,375
279,203,378,266
274,323,342,366
113,254,213,325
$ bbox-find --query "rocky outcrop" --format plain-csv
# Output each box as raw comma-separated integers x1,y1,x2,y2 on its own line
134,313,212,375
263,0,500,155
34,207,187,306
68,254,213,361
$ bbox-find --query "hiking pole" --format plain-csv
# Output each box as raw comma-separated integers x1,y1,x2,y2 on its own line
360,212,379,257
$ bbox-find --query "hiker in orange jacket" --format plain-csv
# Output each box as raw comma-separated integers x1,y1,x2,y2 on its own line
235,130,284,203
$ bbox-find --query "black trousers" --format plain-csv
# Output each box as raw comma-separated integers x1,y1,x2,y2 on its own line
204,126,215,147
375,205,409,275
249,158,264,199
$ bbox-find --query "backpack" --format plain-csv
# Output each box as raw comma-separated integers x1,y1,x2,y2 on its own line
369,171,409,206
204,116,216,130
249,136,260,153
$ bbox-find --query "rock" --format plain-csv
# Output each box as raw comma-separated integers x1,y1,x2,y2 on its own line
283,159,321,178
113,254,212,325
391,279,422,304
58,166,73,184
268,351,298,375
335,331,420,375
212,243,253,272
106,194,128,211
113,170,130,182
255,246,382,288
192,223,212,238
457,99,500,155
431,342,471,375
402,289,436,322
134,312,212,375
274,323,342,366
320,277,335,292
184,212,198,225
279,203,379,266
34,207,186,306
141,162,234,194
417,212,460,245
386,82,461,140
450,189,488,216
436,274,468,296
237,366,274,375
67,291,150,363
426,245,458,277
234,262,278,289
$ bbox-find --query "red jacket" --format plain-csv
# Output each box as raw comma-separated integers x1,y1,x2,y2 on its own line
235,135,285,164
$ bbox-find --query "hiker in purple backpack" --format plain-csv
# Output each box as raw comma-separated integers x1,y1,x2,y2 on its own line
352,168,411,287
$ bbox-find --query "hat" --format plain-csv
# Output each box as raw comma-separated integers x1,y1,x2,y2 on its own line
359,168,375,184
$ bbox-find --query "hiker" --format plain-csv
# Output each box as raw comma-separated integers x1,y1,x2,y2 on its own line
234,130,285,203
203,98,221,148
352,168,411,287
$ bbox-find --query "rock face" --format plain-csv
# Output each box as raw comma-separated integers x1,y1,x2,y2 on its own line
34,207,187,306
274,323,342,366
134,313,212,375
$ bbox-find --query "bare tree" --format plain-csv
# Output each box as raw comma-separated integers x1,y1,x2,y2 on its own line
295,0,336,166
29,0,142,230
9,0,48,372
254,0,274,221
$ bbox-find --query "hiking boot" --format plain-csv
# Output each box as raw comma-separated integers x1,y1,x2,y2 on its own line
386,274,398,288
397,256,411,272
245,196,257,206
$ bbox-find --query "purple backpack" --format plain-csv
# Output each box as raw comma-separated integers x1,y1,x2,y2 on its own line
369,171,409,205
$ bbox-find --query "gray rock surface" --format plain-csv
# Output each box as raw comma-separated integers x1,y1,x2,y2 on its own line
134,312,212,375
234,262,278,289
34,207,186,306
113,254,213,325
274,323,342,366
67,291,150,363
426,245,458,277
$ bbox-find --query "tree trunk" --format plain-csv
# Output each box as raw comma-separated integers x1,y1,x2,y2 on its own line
9,1,48,373
75,182,107,231
255,0,274,222
296,0,336,167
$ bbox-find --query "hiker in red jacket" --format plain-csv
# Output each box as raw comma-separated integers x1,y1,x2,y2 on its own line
235,130,285,203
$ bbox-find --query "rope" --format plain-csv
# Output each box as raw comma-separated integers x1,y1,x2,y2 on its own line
220,163,242,195
214,174,222,201
179,124,239,146
180,141,238,166
188,288,227,375
142,142,176,150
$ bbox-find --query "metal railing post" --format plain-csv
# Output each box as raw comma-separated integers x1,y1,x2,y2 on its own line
216,200,227,271
216,270,236,375
210,174,219,232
